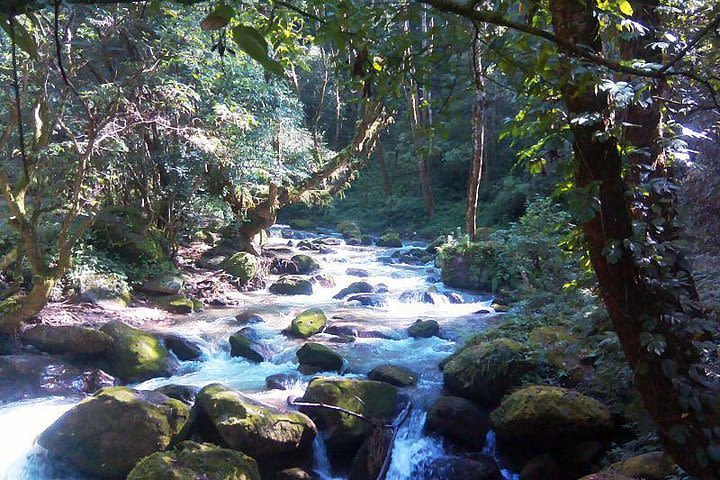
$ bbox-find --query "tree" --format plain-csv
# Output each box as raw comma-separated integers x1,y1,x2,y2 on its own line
465,23,486,239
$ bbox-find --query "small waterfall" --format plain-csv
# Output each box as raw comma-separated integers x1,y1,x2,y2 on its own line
312,435,343,480
385,410,445,480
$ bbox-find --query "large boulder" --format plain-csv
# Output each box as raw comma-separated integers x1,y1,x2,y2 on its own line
333,281,374,299
367,364,418,387
79,272,131,310
154,294,203,314
93,207,168,265
489,386,614,448
21,325,113,355
442,338,534,406
291,254,320,274
290,308,327,338
229,330,266,363
296,343,344,373
191,384,316,460
408,320,440,338
300,378,398,455
100,321,179,382
38,387,190,478
221,252,259,283
140,274,184,295
269,276,313,295
425,396,489,449
127,440,260,480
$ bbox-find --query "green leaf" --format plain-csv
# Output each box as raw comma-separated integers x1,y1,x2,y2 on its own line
619,0,634,16
200,3,234,31
231,25,284,77
1,15,38,59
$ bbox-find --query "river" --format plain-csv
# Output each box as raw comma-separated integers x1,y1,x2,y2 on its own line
0,225,518,480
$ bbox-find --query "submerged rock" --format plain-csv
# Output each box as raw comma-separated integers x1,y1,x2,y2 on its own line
290,308,327,338
291,254,321,274
300,378,398,456
391,248,434,265
273,467,317,480
603,451,676,480
333,281,374,299
269,276,314,295
266,372,303,390
154,384,200,405
346,293,387,307
324,325,359,338
408,319,440,338
442,338,533,406
489,385,614,448
367,364,418,387
127,440,260,480
236,311,265,324
100,321,178,382
296,343,343,373
21,325,112,355
38,387,190,478
311,273,336,288
191,384,316,460
346,267,369,277
422,291,447,304
426,396,489,449
229,330,266,363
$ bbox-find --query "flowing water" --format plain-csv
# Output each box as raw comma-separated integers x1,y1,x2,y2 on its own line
0,225,518,480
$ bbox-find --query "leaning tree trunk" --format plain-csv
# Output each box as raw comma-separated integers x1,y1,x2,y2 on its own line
465,24,485,240
549,1,720,478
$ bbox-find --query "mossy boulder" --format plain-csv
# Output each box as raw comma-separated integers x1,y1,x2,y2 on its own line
442,338,534,406
127,440,260,480
425,396,489,449
93,207,168,265
377,232,402,248
79,272,131,310
288,218,314,230
100,321,179,382
337,221,361,239
290,308,327,338
221,252,258,283
333,281,374,299
38,387,190,478
269,276,313,295
367,364,418,387
604,452,676,480
291,254,320,274
155,294,201,314
489,385,614,448
191,384,316,460
229,330,266,363
391,248,434,265
140,274,184,295
437,241,504,292
408,319,440,338
300,378,399,456
296,343,343,373
21,325,113,355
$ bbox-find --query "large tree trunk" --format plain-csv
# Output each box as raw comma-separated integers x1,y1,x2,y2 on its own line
465,25,485,239
549,2,720,478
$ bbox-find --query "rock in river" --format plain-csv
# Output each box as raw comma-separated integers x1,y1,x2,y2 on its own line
367,364,418,387
425,396,489,449
269,276,314,295
296,343,344,373
290,308,327,338
21,325,113,355
190,383,316,460
127,440,260,480
408,319,440,338
38,387,190,478
100,321,179,383
300,378,398,456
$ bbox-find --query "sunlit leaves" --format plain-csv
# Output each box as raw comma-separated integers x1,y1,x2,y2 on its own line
231,25,284,77
0,14,38,59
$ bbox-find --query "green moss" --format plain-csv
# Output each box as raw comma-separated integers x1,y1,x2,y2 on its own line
367,365,418,387
377,232,402,247
221,252,258,283
291,254,320,274
296,342,343,372
288,218,314,230
128,441,260,480
269,276,313,295
154,294,200,314
100,321,177,382
290,308,327,338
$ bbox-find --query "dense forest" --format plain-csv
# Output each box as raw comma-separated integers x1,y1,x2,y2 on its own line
1,0,720,479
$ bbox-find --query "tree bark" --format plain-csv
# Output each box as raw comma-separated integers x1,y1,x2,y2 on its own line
549,1,720,477
465,24,485,240
374,137,393,196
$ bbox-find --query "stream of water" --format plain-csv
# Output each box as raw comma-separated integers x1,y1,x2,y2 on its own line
0,225,518,480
